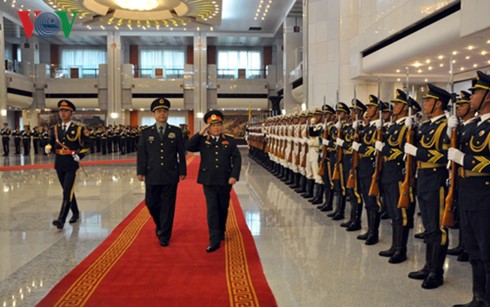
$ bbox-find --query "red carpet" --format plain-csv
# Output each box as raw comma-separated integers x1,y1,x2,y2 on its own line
37,156,277,307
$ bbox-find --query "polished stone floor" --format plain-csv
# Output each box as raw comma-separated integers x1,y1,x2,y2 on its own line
0,147,471,307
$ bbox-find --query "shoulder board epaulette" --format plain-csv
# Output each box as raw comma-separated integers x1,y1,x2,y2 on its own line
224,133,234,137
421,120,430,124
141,126,151,131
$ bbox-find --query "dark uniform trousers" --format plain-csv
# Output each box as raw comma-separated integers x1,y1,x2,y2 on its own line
458,116,490,304
413,116,450,284
186,133,241,246
49,123,91,226
137,124,186,244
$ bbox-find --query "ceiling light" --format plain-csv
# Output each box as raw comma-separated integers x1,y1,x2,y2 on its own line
440,63,444,67
465,56,470,60
467,45,474,50
473,64,478,68
424,79,428,82
452,51,458,55
396,69,400,73
428,66,433,70
438,55,444,60
396,78,401,82
116,0,158,11
412,62,422,68
425,59,431,64
482,51,488,55
460,67,465,71
487,40,490,44
417,69,423,73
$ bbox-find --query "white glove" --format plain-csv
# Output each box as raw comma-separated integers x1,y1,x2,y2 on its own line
352,141,361,151
404,143,418,157
45,144,51,154
352,120,359,130
335,121,342,130
336,138,344,147
72,153,80,162
375,141,385,152
322,139,329,146
448,147,465,165
405,116,413,129
375,120,382,130
447,116,459,137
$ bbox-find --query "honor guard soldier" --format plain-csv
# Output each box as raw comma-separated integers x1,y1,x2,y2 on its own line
445,91,474,262
450,71,490,307
295,112,309,194
137,98,187,247
46,100,91,229
32,126,40,154
317,104,336,211
376,90,415,263
405,83,451,289
13,127,21,154
307,108,325,204
186,110,242,253
328,102,350,220
21,125,31,155
1,123,11,156
41,126,50,155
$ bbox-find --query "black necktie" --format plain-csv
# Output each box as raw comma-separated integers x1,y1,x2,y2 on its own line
159,126,164,138
62,124,67,135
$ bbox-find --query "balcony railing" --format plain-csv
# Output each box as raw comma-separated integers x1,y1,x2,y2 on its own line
217,69,265,79
134,68,184,79
51,67,99,79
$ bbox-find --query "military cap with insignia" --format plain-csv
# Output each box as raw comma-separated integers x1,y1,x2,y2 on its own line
423,83,451,105
336,102,349,114
313,107,323,116
366,95,381,107
408,97,422,113
351,98,367,112
456,90,471,104
150,97,171,112
469,70,490,92
322,104,335,114
204,110,224,124
381,101,391,113
58,99,76,112
391,89,408,104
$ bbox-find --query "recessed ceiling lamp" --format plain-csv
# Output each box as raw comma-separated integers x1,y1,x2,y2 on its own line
116,0,158,11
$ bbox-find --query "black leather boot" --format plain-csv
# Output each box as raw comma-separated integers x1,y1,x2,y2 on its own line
379,224,397,257
365,209,380,245
286,170,295,186
69,195,80,223
422,236,447,289
389,225,408,264
332,196,345,221
295,175,306,193
302,179,314,198
357,208,370,240
454,260,486,307
319,187,334,211
290,173,300,189
409,236,433,280
310,184,324,205
52,200,70,229
448,230,465,255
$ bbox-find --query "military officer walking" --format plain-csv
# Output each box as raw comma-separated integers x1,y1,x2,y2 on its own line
45,100,91,230
137,98,187,247
186,110,242,253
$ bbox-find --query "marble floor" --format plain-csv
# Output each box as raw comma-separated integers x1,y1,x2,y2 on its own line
0,147,472,307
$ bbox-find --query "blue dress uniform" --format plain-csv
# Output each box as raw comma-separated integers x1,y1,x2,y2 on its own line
355,97,381,244
451,71,490,307
378,91,420,263
1,124,11,156
186,110,242,252
318,104,336,211
48,100,91,229
327,102,350,220
137,98,187,246
407,84,451,289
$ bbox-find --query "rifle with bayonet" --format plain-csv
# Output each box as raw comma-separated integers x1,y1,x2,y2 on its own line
442,93,458,227
347,101,359,189
369,107,384,196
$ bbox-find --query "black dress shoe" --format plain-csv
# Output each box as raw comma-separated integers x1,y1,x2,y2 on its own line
357,232,369,240
453,299,486,307
389,251,407,264
52,220,64,230
69,215,79,223
447,245,464,256
332,214,344,221
379,247,395,257
159,240,169,247
408,267,430,280
346,223,361,231
414,231,426,239
421,272,443,289
457,252,470,262
206,243,220,253
340,220,352,227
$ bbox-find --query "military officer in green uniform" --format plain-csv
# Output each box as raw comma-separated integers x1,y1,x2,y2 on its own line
45,100,91,230
186,110,242,253
137,98,187,247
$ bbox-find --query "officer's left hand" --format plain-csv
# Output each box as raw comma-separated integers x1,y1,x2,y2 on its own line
228,177,237,185
72,153,80,162
448,147,465,165
352,141,361,151
404,143,418,157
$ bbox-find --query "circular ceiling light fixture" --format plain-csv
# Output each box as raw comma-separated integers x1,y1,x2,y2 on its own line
116,0,159,11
